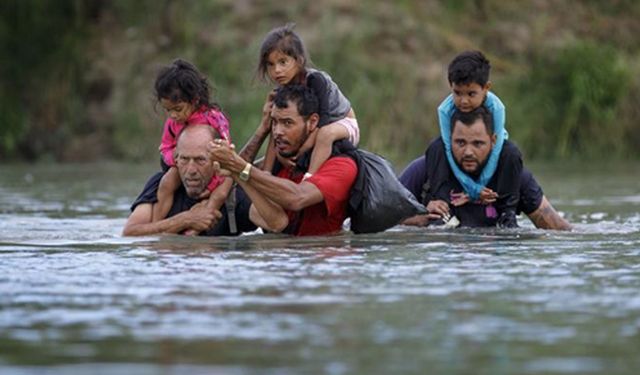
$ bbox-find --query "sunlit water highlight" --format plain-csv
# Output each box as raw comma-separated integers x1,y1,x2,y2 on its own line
1,162,639,374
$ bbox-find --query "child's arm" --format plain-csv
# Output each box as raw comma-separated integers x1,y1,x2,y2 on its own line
237,91,274,165
262,135,276,173
159,119,178,166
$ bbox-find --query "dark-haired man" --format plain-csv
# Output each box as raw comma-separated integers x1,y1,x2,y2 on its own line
209,85,357,236
412,107,523,227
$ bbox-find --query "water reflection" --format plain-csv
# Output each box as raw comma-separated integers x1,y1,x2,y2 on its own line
1,162,639,374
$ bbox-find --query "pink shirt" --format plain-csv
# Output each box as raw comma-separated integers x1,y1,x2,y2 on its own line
159,107,231,191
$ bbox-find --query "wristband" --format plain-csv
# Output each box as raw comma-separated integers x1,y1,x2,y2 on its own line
238,162,252,182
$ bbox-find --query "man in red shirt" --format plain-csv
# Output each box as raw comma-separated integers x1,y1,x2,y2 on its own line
209,85,358,236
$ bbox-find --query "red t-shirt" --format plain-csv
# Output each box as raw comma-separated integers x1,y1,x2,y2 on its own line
276,156,357,236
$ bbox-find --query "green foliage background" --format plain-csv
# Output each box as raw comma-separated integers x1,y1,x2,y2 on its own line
1,0,639,164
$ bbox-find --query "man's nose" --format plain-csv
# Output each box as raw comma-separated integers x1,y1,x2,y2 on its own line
183,161,198,174
272,123,283,136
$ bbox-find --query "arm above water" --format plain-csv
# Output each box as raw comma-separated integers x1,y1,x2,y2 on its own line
122,201,220,236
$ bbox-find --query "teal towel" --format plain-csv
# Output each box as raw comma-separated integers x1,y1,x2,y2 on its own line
437,92,508,200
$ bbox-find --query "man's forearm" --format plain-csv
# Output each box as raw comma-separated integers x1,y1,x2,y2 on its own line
235,177,289,232
231,160,320,211
123,211,191,236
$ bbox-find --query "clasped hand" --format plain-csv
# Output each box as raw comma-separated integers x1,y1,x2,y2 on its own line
207,139,236,176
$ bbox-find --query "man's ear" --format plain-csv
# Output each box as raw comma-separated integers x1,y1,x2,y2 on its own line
484,81,492,91
491,133,497,146
306,113,320,132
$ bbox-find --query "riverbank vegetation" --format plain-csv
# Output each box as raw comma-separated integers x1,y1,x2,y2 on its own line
1,0,639,164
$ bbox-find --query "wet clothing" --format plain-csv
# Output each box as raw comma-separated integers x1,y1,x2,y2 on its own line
438,94,508,200
131,172,256,236
305,69,352,127
399,137,543,227
159,107,231,192
275,156,357,236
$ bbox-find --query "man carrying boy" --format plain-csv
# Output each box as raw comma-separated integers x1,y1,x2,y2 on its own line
409,106,522,227
401,50,571,229
209,85,358,236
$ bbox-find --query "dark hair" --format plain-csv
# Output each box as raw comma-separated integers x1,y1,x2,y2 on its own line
154,58,218,109
257,23,309,83
447,50,491,86
451,106,494,135
272,85,319,119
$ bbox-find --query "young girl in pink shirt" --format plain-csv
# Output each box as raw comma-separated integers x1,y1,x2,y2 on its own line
153,59,231,222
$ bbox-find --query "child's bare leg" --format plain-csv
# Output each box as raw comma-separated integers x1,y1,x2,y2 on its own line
307,124,350,174
184,178,233,236
527,196,572,230
262,135,276,173
152,167,181,221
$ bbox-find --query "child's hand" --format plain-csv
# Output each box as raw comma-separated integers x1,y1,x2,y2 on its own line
262,90,276,118
212,161,232,177
479,188,498,204
208,139,236,168
295,128,317,158
450,192,470,207
273,150,297,169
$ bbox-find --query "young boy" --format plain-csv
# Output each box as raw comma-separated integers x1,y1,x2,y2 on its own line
400,51,571,230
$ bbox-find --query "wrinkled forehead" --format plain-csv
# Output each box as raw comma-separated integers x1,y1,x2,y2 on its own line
176,127,215,153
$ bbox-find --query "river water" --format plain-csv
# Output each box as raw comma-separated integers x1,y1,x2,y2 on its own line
1,162,639,374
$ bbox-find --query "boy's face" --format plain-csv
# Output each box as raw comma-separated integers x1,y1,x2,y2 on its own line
451,82,491,112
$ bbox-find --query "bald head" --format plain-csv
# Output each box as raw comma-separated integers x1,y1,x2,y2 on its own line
176,125,219,152
175,125,218,198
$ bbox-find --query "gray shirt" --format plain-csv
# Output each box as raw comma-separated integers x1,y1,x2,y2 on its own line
306,68,351,126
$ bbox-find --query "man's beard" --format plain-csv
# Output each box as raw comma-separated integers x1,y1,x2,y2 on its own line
277,128,308,159
457,156,488,177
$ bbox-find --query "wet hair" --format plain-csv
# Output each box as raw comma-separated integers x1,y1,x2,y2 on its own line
451,106,494,135
154,58,218,109
447,50,491,87
272,85,319,119
257,23,309,83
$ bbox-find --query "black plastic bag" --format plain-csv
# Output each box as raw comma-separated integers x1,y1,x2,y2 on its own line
348,150,427,234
